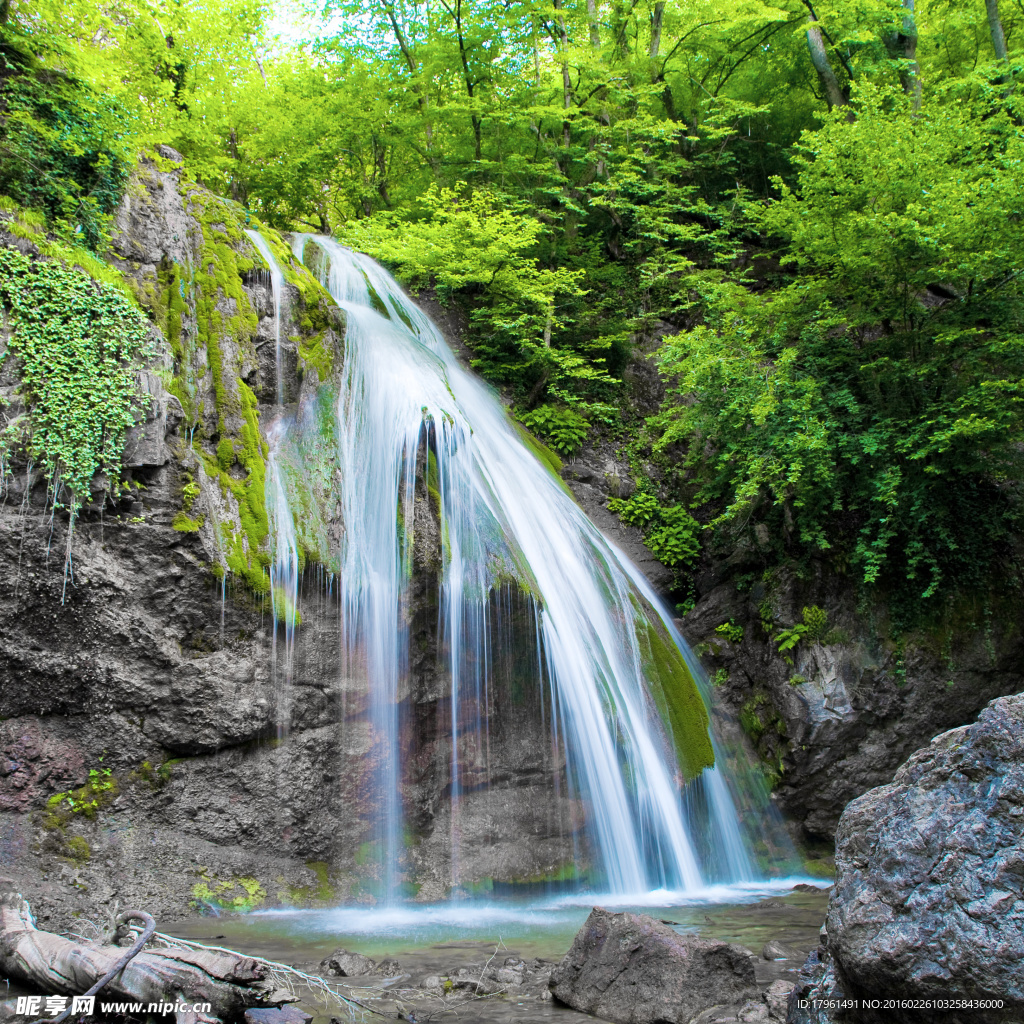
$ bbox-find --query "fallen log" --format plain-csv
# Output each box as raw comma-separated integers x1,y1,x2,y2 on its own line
0,890,294,1023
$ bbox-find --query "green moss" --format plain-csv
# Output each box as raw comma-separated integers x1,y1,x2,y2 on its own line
191,874,266,912
802,856,835,879
272,585,301,626
512,419,562,475
636,608,714,780
740,694,769,740
65,835,91,861
283,860,337,904
297,331,335,380
41,768,119,830
129,759,175,789
172,511,204,532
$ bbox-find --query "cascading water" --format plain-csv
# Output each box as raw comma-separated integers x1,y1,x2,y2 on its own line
271,232,762,898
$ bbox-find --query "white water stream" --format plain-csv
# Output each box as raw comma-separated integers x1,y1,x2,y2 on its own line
263,233,760,898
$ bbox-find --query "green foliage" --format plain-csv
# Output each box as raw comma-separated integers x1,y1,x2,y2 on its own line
0,245,150,505
610,493,702,569
608,492,661,529
518,404,590,456
43,767,118,829
0,18,134,248
772,606,830,663
801,605,828,643
715,620,744,644
655,87,1024,618
645,507,702,569
6,0,1024,629
181,475,201,512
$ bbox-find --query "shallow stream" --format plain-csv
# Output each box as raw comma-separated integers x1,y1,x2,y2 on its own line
165,881,829,1024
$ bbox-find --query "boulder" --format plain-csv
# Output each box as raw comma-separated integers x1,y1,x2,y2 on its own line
824,691,1024,1020
762,979,795,1020
320,950,377,977
549,907,758,1024
761,940,803,961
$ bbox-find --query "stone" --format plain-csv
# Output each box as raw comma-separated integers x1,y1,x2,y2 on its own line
760,939,803,961
738,1003,769,1023
761,979,794,1020
156,144,185,162
549,907,758,1024
824,692,1024,1019
420,975,442,990
321,950,377,977
244,1010,312,1024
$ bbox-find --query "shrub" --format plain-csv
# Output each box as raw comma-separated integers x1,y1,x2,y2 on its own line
518,404,590,456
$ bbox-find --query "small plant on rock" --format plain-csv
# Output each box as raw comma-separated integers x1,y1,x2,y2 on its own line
715,620,744,643
518,404,590,456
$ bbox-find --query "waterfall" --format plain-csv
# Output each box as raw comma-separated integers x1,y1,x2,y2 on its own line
270,232,760,897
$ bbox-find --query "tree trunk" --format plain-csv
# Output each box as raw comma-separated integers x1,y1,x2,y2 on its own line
554,0,573,150
986,0,1009,61
0,893,290,1024
649,1,665,59
586,0,601,50
804,18,847,110
884,0,921,111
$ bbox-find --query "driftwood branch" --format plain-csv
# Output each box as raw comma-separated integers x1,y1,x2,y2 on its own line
45,910,157,1023
0,891,294,1023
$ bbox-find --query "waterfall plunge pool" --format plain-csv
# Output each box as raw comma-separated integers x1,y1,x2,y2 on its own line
165,881,830,1023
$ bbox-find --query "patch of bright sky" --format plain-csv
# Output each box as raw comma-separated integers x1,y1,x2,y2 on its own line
265,0,324,51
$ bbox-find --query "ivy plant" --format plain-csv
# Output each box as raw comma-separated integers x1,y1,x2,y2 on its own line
0,245,151,508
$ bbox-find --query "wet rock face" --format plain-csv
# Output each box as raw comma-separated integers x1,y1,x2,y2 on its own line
682,577,1024,843
822,691,1024,1021
549,908,759,1024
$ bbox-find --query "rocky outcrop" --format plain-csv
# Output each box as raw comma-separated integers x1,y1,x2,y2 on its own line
680,575,1024,844
549,908,759,1024
789,692,1024,1023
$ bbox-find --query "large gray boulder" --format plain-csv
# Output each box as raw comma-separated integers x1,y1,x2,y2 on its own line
549,907,758,1024
822,691,1024,1020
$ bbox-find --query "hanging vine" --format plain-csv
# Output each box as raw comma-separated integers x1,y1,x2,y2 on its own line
0,244,152,594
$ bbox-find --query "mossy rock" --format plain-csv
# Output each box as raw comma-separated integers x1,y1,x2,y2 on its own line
636,608,715,780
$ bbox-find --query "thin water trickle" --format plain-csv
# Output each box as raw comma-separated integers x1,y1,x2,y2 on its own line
246,230,287,406
283,234,764,898
247,234,300,747
267,420,300,726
